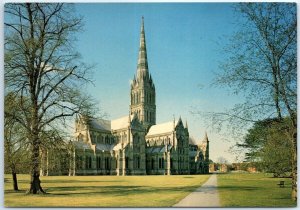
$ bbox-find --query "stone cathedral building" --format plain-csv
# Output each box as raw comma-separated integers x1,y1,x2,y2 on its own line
41,18,209,176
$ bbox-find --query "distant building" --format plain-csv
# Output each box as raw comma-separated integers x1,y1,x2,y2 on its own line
41,18,209,176
231,162,258,173
220,164,228,173
209,163,217,173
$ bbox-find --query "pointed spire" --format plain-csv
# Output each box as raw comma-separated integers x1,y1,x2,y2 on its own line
204,131,209,142
185,120,188,129
173,114,176,129
137,16,149,80
128,111,131,123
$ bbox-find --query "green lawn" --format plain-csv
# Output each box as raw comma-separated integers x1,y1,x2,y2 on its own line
4,174,210,207
217,172,297,207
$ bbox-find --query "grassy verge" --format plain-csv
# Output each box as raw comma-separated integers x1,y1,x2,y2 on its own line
4,174,210,207
217,172,296,207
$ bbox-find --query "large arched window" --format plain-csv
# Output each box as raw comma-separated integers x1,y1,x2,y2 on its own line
76,155,83,169
96,156,101,169
133,134,140,153
105,157,111,170
97,135,101,143
133,155,140,169
86,156,92,169
151,158,155,170
125,157,129,169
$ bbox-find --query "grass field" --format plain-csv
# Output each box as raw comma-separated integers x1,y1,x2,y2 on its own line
4,174,210,207
217,173,297,207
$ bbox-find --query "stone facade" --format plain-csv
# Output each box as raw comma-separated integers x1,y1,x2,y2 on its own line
41,18,209,176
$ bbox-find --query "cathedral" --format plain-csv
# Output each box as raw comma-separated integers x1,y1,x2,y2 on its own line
41,18,209,176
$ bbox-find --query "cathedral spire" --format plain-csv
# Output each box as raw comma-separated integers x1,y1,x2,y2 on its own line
130,17,156,129
137,16,149,80
204,131,209,142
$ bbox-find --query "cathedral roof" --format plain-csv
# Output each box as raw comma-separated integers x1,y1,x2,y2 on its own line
146,120,178,136
89,118,111,132
72,141,93,150
146,144,172,154
95,143,115,151
111,116,128,130
87,114,137,132
95,143,123,152
111,114,135,130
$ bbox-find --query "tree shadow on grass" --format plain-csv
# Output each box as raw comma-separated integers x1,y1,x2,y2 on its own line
4,189,27,194
44,185,197,197
217,185,262,192
5,179,125,184
41,180,125,184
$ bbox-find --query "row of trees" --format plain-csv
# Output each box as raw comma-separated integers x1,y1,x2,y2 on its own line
238,118,293,177
4,3,96,194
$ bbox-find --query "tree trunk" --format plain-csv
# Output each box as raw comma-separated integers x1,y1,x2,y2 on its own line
27,136,46,194
28,172,46,194
291,131,297,201
12,170,18,191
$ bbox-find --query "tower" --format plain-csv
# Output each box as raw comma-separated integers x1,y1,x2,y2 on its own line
130,17,156,130
203,131,210,174
204,131,209,161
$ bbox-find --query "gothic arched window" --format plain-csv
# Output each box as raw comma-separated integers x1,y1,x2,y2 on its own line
151,158,154,170
96,156,101,169
97,135,101,143
86,156,92,169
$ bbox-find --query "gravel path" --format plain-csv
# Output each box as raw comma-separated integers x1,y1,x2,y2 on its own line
173,174,221,207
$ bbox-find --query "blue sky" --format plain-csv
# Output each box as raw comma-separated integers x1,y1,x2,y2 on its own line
74,3,245,162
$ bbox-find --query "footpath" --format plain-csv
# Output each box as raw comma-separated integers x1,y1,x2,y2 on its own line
173,174,221,207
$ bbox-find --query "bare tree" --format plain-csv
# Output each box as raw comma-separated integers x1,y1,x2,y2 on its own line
5,92,34,191
4,3,96,194
216,156,229,165
4,94,31,191
194,3,296,200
